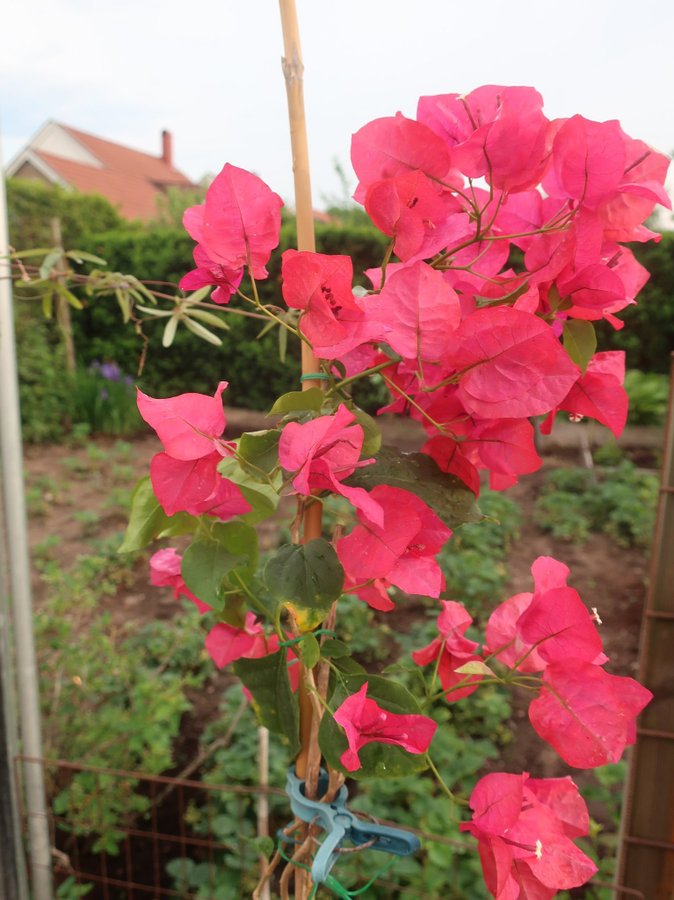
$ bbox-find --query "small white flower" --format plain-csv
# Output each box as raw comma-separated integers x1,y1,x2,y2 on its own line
535,839,543,860
591,607,603,625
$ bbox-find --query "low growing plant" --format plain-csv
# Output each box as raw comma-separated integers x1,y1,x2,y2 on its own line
534,460,658,548
36,541,212,855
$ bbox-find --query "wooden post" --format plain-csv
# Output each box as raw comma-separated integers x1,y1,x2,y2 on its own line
279,3,320,896
51,217,76,375
616,353,674,899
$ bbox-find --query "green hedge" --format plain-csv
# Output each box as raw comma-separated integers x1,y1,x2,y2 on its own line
6,178,123,250
596,234,674,374
9,174,673,431
72,221,389,408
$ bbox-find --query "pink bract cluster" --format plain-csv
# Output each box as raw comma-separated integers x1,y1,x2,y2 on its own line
138,84,665,900
414,557,652,768
461,772,598,899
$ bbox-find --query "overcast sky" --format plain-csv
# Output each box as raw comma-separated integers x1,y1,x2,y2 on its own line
2,0,673,208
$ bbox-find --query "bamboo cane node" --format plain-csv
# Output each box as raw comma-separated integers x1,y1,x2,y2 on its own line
282,54,304,82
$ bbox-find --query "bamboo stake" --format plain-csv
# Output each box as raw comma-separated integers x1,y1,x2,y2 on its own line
51,218,76,375
257,726,271,900
279,3,320,895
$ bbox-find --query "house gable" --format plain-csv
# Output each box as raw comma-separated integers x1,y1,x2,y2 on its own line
6,121,197,221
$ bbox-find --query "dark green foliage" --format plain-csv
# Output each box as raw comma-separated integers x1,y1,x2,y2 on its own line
598,234,674,374
625,369,669,425
14,298,73,442
36,539,212,855
534,460,658,547
437,490,522,619
6,178,122,250
71,364,143,436
165,688,291,899
69,218,388,408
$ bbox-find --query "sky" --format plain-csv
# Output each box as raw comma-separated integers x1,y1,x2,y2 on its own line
2,0,674,209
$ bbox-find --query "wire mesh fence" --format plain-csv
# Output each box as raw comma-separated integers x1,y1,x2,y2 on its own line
15,755,286,899
13,754,650,899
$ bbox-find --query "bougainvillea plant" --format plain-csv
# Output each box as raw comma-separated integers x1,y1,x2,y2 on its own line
122,85,667,897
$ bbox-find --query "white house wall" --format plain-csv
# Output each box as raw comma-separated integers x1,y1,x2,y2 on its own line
30,122,102,168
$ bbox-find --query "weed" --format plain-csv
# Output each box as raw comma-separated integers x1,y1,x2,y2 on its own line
534,460,658,548
61,456,92,477
110,463,135,484
36,546,211,855
72,509,101,537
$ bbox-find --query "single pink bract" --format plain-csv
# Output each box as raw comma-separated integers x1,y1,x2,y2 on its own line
451,308,580,418
338,485,451,599
184,164,283,279
366,261,461,363
149,547,212,614
137,382,228,460
333,682,437,772
529,660,652,767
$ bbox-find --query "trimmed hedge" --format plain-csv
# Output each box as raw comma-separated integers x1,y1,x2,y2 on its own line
6,178,123,250
73,221,389,408
8,174,673,433
596,234,674,374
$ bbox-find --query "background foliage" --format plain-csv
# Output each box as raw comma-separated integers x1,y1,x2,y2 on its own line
8,179,673,443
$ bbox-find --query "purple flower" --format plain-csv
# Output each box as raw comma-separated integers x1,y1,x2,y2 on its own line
100,362,122,382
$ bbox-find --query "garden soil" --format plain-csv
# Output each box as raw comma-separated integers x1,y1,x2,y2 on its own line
23,414,659,800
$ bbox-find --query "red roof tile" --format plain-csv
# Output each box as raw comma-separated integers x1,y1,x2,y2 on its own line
61,125,193,188
34,150,182,221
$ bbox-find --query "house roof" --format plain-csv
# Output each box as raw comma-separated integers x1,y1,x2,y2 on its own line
8,121,196,221
34,150,180,221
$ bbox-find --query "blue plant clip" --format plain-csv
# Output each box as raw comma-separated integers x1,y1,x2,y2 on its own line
285,767,420,885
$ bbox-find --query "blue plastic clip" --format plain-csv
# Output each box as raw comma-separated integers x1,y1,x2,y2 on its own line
285,767,420,885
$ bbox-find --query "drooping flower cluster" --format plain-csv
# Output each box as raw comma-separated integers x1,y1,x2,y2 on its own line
461,772,598,899
137,382,250,520
131,84,665,900
413,556,652,767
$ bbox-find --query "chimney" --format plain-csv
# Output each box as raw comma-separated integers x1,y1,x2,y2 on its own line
161,129,173,167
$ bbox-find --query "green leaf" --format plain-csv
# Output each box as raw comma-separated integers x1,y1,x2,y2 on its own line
344,447,481,529
319,673,430,780
186,308,230,330
39,248,62,279
264,539,344,631
563,320,597,373
218,458,280,525
234,651,299,752
162,315,179,348
300,633,321,668
238,430,281,477
183,285,212,304
269,388,324,416
65,249,107,266
182,316,223,346
10,247,53,259
115,288,132,323
220,594,247,628
119,477,195,553
54,282,83,309
182,522,258,606
454,660,495,676
320,638,350,659
351,407,382,457
278,324,288,363
41,290,54,319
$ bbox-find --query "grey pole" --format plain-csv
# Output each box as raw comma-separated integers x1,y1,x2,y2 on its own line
0,139,54,897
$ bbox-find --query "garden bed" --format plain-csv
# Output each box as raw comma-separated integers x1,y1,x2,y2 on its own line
23,418,661,897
